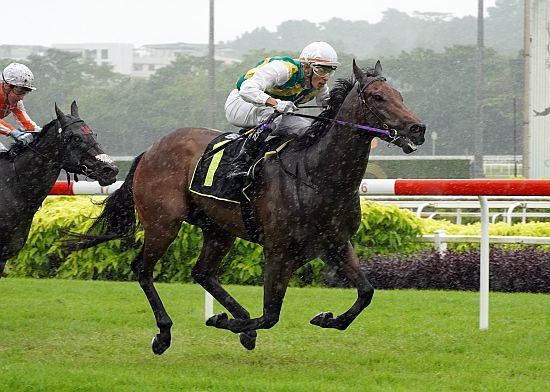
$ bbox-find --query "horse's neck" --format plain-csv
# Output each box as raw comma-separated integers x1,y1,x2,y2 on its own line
306,98,373,194
11,125,62,200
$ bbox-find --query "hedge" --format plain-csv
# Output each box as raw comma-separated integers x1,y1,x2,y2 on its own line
6,196,550,291
5,196,424,285
325,248,550,293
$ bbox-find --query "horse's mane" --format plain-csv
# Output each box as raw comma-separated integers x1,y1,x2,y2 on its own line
293,67,379,150
1,119,57,161
292,77,354,149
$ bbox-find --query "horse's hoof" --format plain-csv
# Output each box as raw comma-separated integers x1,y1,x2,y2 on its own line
239,330,257,350
151,335,170,355
205,312,228,327
310,312,334,328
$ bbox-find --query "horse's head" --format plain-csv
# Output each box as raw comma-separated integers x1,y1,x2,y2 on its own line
55,101,118,186
353,59,426,153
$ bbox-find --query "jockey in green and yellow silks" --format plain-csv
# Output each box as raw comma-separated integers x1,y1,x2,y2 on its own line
224,41,340,181
236,56,320,105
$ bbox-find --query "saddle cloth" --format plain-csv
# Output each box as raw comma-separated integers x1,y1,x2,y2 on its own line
189,131,292,204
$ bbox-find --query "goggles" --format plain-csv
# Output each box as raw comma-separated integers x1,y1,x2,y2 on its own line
312,65,337,78
10,85,32,96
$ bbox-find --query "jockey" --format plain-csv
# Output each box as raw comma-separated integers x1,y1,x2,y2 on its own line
0,63,41,152
224,41,340,180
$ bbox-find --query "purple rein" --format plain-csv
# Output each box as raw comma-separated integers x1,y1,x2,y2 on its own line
288,112,395,138
334,119,395,138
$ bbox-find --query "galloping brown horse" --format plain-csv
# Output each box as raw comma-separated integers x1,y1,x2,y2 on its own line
66,60,426,354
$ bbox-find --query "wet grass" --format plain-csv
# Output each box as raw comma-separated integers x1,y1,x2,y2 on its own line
0,278,549,391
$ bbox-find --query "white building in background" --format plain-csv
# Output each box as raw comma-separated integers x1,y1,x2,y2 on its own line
1,42,239,79
0,45,47,60
52,43,134,75
132,42,239,78
132,43,206,78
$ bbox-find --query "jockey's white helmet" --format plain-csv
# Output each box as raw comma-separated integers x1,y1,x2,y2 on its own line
299,42,340,67
2,63,36,90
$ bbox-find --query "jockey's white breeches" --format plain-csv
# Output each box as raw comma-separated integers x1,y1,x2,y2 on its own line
224,89,312,137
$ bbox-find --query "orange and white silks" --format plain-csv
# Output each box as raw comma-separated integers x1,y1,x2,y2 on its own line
0,82,38,136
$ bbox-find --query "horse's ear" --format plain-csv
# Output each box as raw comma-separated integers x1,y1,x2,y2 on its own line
374,60,383,76
352,58,366,84
70,101,79,117
55,103,67,124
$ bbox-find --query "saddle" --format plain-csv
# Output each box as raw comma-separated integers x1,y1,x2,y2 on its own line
189,131,292,204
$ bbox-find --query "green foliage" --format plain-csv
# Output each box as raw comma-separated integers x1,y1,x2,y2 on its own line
6,197,101,278
419,218,550,251
352,200,424,259
6,197,424,284
9,196,550,283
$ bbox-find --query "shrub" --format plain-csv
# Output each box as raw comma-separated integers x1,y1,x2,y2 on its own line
418,219,550,251
6,196,423,285
325,248,550,293
8,197,550,291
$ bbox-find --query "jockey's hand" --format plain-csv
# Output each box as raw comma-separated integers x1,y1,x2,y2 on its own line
33,126,42,133
10,129,35,144
274,99,297,114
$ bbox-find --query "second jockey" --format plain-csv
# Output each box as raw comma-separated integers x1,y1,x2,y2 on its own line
0,63,41,151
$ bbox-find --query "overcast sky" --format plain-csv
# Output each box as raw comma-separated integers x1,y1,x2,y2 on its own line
11,0,496,47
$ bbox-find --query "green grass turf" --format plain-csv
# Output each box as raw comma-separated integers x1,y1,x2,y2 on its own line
0,278,548,391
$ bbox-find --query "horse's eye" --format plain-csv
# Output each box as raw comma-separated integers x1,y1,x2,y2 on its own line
373,94,384,102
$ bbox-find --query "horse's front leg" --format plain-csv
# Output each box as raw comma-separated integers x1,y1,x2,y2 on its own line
206,251,293,334
311,241,374,330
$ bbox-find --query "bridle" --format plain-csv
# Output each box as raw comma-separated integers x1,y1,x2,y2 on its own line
21,119,102,178
288,75,400,140
355,75,399,143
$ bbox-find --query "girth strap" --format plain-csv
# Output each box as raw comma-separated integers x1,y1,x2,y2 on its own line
240,198,263,244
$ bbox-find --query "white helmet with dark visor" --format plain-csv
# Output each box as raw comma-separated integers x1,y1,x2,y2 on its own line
299,41,340,77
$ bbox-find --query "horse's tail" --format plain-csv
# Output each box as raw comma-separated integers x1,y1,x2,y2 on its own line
63,152,145,252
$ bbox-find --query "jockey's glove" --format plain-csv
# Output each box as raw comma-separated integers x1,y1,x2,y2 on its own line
274,99,297,114
10,129,35,144
33,126,42,133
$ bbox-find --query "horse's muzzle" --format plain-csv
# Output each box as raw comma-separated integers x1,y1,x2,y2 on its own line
392,122,426,154
95,165,119,186
408,123,426,145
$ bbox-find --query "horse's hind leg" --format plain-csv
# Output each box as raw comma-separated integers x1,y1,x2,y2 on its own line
207,251,294,334
310,241,374,330
133,220,182,355
192,223,257,350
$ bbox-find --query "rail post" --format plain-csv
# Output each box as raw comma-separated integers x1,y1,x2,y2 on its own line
433,230,448,256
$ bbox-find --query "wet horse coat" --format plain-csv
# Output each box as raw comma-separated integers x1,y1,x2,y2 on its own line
66,61,426,353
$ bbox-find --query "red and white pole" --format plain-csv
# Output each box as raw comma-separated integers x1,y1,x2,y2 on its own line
49,181,124,195
360,179,550,196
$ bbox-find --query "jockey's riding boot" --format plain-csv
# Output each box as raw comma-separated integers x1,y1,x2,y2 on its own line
227,123,274,182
